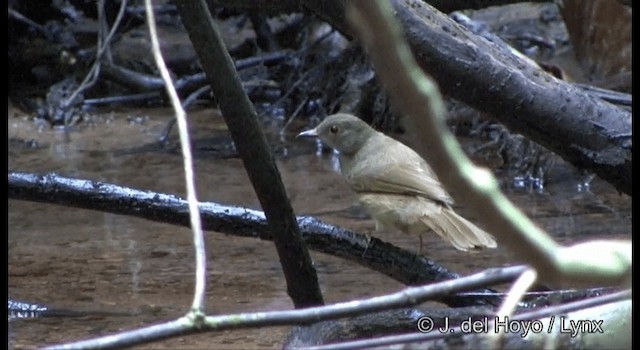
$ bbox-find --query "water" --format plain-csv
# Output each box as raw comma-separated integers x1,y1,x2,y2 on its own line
8,106,631,349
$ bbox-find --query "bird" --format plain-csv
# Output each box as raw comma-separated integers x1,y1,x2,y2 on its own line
297,113,497,252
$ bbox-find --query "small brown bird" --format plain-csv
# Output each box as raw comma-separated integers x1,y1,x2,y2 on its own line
298,113,497,252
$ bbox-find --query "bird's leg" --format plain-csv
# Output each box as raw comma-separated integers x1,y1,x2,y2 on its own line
361,233,372,257
417,234,424,256
361,220,381,256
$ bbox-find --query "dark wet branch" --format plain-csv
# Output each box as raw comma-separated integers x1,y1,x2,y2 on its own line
386,0,631,196
101,64,166,90
84,92,163,107
9,171,502,308
98,51,292,94
398,1,632,196
572,83,631,109
173,1,324,309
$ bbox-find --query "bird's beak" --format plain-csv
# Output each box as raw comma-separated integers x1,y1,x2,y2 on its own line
296,128,318,138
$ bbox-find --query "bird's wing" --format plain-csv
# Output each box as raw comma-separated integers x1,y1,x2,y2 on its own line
346,136,454,206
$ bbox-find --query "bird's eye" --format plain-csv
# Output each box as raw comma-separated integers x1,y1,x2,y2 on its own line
330,125,339,134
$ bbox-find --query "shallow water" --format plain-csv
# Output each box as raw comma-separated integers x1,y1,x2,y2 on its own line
8,106,631,349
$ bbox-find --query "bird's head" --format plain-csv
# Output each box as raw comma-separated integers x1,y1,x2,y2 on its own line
297,113,376,155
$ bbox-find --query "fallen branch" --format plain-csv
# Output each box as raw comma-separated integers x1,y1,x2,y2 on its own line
8,171,503,306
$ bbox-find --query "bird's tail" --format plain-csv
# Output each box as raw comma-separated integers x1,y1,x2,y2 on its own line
425,207,497,251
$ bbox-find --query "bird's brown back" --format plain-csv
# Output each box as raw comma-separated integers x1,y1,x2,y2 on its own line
340,131,454,206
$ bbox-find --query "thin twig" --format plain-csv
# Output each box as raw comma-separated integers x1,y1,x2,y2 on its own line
83,92,162,106
145,0,207,313
62,0,128,112
8,8,47,34
44,266,527,349
159,85,211,143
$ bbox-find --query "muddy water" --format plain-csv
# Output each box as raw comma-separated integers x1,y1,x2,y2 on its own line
8,106,631,349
